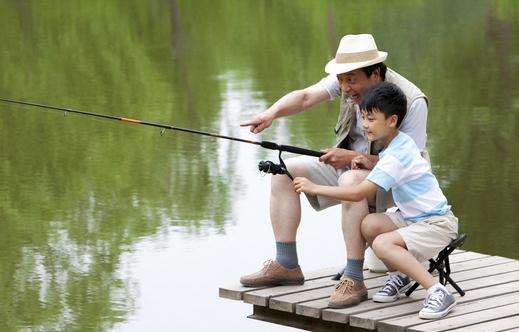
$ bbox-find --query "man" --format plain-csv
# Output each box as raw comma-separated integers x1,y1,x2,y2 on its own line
239,34,428,307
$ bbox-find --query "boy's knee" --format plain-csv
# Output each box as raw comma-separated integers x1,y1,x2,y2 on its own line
372,234,392,257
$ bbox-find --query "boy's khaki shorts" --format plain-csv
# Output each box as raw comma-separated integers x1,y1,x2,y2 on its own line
385,210,459,262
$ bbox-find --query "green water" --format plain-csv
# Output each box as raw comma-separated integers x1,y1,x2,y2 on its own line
0,1,518,331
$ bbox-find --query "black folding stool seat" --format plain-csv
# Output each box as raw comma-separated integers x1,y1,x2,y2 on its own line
405,233,467,297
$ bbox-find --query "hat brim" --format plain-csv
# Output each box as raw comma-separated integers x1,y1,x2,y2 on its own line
324,52,388,74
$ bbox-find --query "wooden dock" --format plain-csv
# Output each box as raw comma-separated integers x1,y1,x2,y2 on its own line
219,250,519,331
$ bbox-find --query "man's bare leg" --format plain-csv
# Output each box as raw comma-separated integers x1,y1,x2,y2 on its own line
240,158,310,286
270,159,310,241
338,170,375,282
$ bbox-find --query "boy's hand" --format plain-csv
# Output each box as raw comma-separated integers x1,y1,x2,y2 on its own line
351,155,375,170
293,177,319,195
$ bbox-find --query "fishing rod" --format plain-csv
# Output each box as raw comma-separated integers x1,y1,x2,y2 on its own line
0,98,324,179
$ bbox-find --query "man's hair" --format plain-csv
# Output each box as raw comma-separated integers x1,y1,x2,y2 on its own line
360,82,407,127
361,62,387,81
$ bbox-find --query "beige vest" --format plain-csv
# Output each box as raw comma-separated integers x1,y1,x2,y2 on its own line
333,68,428,213
334,68,428,155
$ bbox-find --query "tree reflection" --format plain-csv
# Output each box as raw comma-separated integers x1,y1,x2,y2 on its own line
0,0,518,330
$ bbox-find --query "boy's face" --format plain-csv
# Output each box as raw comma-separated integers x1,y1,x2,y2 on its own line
361,108,398,142
336,68,381,104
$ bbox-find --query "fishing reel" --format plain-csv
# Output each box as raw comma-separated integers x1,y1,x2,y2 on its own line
258,151,293,180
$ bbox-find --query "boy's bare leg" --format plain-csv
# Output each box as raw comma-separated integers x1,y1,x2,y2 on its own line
371,228,436,288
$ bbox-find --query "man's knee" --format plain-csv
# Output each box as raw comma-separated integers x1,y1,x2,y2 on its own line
285,158,309,178
271,158,308,192
361,214,388,238
361,215,381,241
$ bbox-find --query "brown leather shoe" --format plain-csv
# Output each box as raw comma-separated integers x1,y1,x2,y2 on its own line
240,260,304,287
328,277,368,308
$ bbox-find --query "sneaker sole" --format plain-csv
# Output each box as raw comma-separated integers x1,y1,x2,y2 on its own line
372,294,398,303
240,279,304,287
419,301,456,320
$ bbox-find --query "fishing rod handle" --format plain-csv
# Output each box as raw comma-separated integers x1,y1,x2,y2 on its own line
260,141,324,157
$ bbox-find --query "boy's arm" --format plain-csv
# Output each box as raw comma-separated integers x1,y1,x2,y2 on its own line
293,177,379,202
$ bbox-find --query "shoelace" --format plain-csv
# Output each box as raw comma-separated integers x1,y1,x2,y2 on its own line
424,290,446,310
380,274,404,294
335,278,355,295
262,259,274,271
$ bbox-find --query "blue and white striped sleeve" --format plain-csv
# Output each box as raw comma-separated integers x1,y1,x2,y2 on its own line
366,167,395,192
366,154,401,191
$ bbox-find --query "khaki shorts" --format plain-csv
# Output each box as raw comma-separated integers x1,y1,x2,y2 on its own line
386,210,459,262
297,155,348,211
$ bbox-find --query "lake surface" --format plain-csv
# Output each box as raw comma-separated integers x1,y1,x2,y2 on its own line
1,1,518,331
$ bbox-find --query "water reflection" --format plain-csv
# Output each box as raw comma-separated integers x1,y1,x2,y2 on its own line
0,0,518,331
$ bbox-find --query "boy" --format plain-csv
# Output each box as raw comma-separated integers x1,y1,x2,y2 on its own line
293,82,458,319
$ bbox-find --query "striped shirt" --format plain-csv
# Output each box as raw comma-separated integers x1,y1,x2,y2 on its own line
366,132,450,221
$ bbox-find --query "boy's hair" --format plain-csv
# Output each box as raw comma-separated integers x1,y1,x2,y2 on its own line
359,82,407,127
361,62,387,81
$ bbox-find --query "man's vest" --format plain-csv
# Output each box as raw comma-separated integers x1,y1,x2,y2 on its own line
332,68,428,212
334,68,428,155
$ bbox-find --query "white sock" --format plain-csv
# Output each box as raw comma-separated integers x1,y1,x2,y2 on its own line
427,282,448,295
388,271,406,278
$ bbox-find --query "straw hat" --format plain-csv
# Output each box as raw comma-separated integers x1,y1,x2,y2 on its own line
325,34,388,74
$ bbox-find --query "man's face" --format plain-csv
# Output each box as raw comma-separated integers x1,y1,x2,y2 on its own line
336,68,381,104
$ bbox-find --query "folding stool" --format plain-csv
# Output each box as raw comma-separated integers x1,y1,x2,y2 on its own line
405,233,467,297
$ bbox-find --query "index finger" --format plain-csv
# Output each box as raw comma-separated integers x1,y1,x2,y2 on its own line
239,120,259,127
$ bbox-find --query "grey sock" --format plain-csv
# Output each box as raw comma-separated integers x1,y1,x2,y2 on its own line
342,258,364,283
275,242,299,269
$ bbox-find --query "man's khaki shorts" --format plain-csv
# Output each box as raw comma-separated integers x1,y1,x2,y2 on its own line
385,210,459,262
298,155,349,211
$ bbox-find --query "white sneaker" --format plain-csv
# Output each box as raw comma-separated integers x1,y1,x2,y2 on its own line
419,287,456,319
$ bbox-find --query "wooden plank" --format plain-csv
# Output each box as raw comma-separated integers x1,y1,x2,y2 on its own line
219,251,499,301
408,302,519,332
319,256,518,324
377,280,519,332
439,255,514,272
351,289,519,330
299,288,424,320
219,285,268,301
348,262,519,329
268,272,388,313
220,251,518,331
248,305,349,332
218,265,342,300
244,269,384,307
244,277,337,307
445,314,519,332
446,251,488,263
